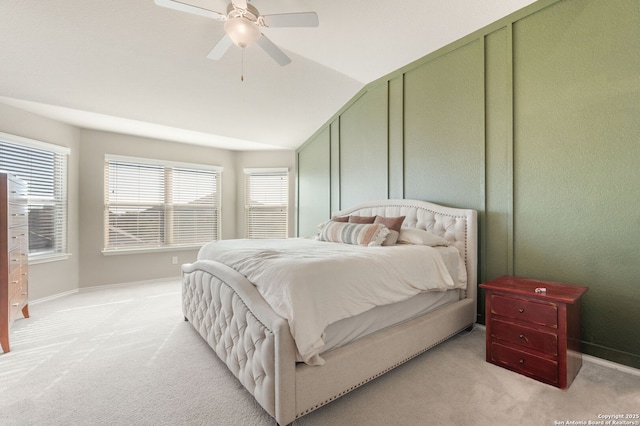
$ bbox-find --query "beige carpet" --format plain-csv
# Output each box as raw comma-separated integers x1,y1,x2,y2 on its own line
1,279,638,426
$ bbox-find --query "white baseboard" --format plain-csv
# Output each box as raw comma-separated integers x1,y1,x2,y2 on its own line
30,289,80,305
79,276,181,293
29,276,181,305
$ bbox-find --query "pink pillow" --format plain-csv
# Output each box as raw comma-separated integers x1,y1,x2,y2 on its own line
349,215,376,224
374,215,405,233
331,216,349,222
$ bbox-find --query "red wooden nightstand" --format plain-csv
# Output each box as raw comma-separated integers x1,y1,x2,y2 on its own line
479,276,588,389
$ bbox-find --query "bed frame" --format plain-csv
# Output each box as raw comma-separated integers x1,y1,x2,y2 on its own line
181,199,477,425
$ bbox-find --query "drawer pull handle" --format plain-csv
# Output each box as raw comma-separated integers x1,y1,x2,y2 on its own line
518,308,524,313
12,303,20,307
518,358,525,365
519,334,525,340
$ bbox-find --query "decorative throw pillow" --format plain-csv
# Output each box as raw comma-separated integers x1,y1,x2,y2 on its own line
397,228,450,247
331,215,349,222
319,222,389,247
382,229,399,246
348,215,376,224
374,215,405,233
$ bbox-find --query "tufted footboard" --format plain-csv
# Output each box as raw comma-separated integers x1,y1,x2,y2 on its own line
182,260,297,424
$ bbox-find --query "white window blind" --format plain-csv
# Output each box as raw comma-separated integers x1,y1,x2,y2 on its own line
105,155,222,251
244,168,288,239
0,132,69,260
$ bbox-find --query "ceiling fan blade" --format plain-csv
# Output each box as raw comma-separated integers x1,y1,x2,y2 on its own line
256,35,291,66
154,0,225,20
261,12,319,28
207,35,233,60
231,0,248,10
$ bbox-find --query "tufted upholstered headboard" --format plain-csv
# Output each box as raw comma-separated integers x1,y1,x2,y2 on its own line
333,199,478,303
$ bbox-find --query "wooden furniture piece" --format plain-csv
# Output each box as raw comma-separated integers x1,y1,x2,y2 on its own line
182,199,477,425
480,275,588,389
0,173,29,353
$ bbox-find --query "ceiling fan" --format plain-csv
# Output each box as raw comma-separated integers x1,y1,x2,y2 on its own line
155,0,319,66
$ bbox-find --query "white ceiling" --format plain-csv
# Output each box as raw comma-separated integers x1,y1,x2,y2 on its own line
0,0,536,151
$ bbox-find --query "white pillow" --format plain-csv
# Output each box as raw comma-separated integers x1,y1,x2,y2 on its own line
382,229,399,246
397,228,450,247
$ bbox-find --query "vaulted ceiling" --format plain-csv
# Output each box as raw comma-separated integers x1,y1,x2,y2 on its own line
0,0,536,151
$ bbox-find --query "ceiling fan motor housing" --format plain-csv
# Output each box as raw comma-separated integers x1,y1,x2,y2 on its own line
225,2,261,48
227,3,260,22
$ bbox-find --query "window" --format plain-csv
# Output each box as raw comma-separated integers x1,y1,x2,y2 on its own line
244,168,288,238
104,155,222,252
0,132,70,262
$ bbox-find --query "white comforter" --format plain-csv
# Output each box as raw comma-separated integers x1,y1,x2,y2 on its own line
197,238,465,365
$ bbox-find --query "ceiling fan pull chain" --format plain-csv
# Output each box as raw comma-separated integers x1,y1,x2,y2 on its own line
241,48,244,81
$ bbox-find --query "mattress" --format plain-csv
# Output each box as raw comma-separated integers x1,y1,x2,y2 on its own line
322,289,459,354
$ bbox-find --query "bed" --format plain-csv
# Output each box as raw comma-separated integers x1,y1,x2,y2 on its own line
181,199,478,425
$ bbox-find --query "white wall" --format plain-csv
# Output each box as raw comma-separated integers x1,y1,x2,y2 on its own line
0,104,81,300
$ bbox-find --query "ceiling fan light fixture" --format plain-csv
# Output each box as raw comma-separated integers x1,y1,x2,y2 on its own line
224,17,260,48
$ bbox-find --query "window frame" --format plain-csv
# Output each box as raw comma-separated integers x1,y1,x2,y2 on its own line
243,167,289,239
103,154,223,254
0,132,71,264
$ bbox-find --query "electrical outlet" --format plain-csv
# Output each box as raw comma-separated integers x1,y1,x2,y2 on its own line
172,256,178,265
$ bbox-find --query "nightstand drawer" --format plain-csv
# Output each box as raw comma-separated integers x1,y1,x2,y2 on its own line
490,342,559,385
491,294,558,328
491,318,558,356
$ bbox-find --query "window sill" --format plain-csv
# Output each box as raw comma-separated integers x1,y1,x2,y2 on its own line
102,245,203,256
29,253,72,265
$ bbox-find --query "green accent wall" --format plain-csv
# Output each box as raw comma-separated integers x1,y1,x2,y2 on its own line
339,86,389,208
296,0,640,369
403,39,485,210
297,127,330,235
